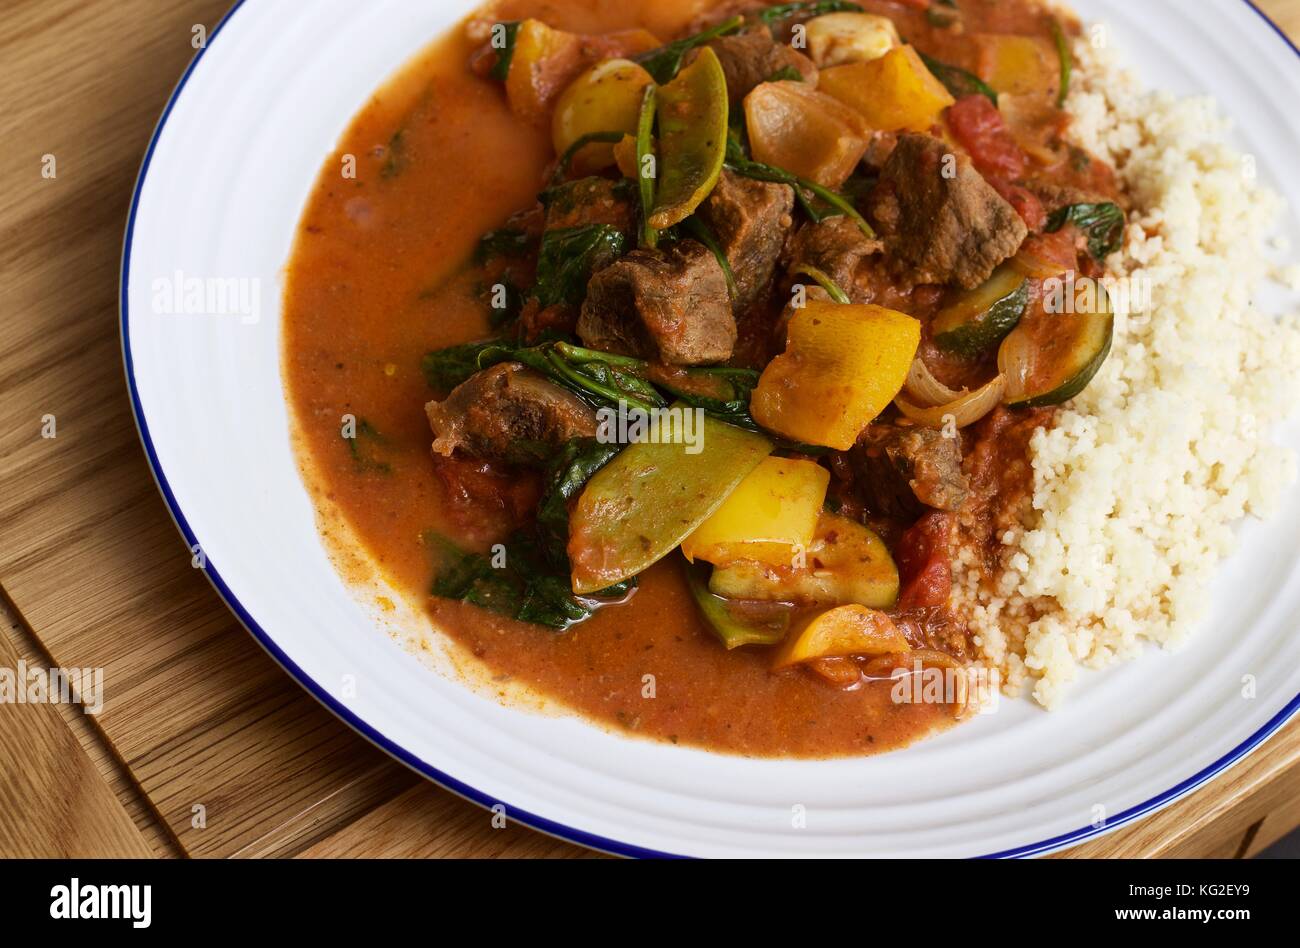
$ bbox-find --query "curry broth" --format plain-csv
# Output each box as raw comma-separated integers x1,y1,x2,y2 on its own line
283,0,983,758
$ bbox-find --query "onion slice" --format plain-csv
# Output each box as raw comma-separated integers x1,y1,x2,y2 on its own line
903,356,964,407
1011,248,1068,280
896,374,1006,428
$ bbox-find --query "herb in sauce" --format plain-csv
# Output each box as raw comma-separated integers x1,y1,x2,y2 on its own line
532,224,627,308
634,15,744,84
429,439,632,629
1047,202,1125,262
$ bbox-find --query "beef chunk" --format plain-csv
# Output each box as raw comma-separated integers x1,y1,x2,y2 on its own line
785,216,884,301
850,423,969,519
543,177,636,234
701,169,795,312
577,240,736,365
705,28,818,107
868,133,1028,290
425,363,597,465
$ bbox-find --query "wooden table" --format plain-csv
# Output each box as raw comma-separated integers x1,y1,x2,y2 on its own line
2,0,1299,860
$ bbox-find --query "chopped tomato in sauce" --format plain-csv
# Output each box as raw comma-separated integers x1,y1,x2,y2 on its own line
948,94,1028,182
895,511,956,610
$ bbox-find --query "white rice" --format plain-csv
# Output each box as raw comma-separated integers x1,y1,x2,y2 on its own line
958,36,1300,708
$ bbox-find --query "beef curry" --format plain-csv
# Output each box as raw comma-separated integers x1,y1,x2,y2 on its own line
283,0,1124,757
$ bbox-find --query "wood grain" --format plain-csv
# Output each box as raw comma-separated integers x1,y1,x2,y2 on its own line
0,0,1297,859
0,0,420,860
0,597,153,858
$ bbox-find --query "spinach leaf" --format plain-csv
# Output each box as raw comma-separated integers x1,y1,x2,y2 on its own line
533,224,627,308
427,439,633,630
538,176,635,217
535,438,623,564
1046,202,1125,262
474,228,534,265
422,338,764,429
342,418,391,474
380,129,409,179
428,533,494,599
482,279,525,329
757,1,861,25
657,366,761,431
420,341,496,391
635,15,744,84
479,341,666,414
916,49,998,104
487,21,522,82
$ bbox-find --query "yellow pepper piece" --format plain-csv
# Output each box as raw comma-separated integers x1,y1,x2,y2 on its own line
817,45,955,133
772,605,910,670
751,301,920,451
612,133,639,178
681,457,829,568
649,47,729,230
974,34,1059,99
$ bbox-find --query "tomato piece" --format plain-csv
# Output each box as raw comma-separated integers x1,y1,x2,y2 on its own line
947,94,1026,181
895,511,955,610
1018,227,1078,276
989,178,1046,231
431,455,541,544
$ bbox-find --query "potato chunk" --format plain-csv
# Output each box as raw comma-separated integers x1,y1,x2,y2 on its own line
744,81,869,188
552,59,655,174
805,13,900,68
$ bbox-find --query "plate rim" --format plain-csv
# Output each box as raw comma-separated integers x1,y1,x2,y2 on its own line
118,0,1300,859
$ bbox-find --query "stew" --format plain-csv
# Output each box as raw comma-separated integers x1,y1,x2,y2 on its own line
283,0,1124,757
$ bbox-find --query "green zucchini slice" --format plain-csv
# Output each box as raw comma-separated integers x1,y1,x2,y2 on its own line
683,559,791,650
1000,277,1113,408
932,264,1030,357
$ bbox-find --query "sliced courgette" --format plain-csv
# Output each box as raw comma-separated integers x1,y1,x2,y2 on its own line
683,559,791,650
932,264,1029,357
999,278,1113,408
708,512,899,609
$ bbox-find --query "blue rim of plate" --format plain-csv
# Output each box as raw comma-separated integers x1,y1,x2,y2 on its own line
119,0,1300,860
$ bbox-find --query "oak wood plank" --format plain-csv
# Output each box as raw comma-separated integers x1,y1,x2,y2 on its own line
0,0,419,859
0,0,1297,861
296,784,600,859
1245,790,1300,856
0,598,154,858
1058,718,1300,858
1,592,182,858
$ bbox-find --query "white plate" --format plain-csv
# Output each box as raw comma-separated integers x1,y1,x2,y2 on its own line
122,0,1300,857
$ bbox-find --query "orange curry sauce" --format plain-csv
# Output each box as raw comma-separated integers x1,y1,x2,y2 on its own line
283,0,1085,757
